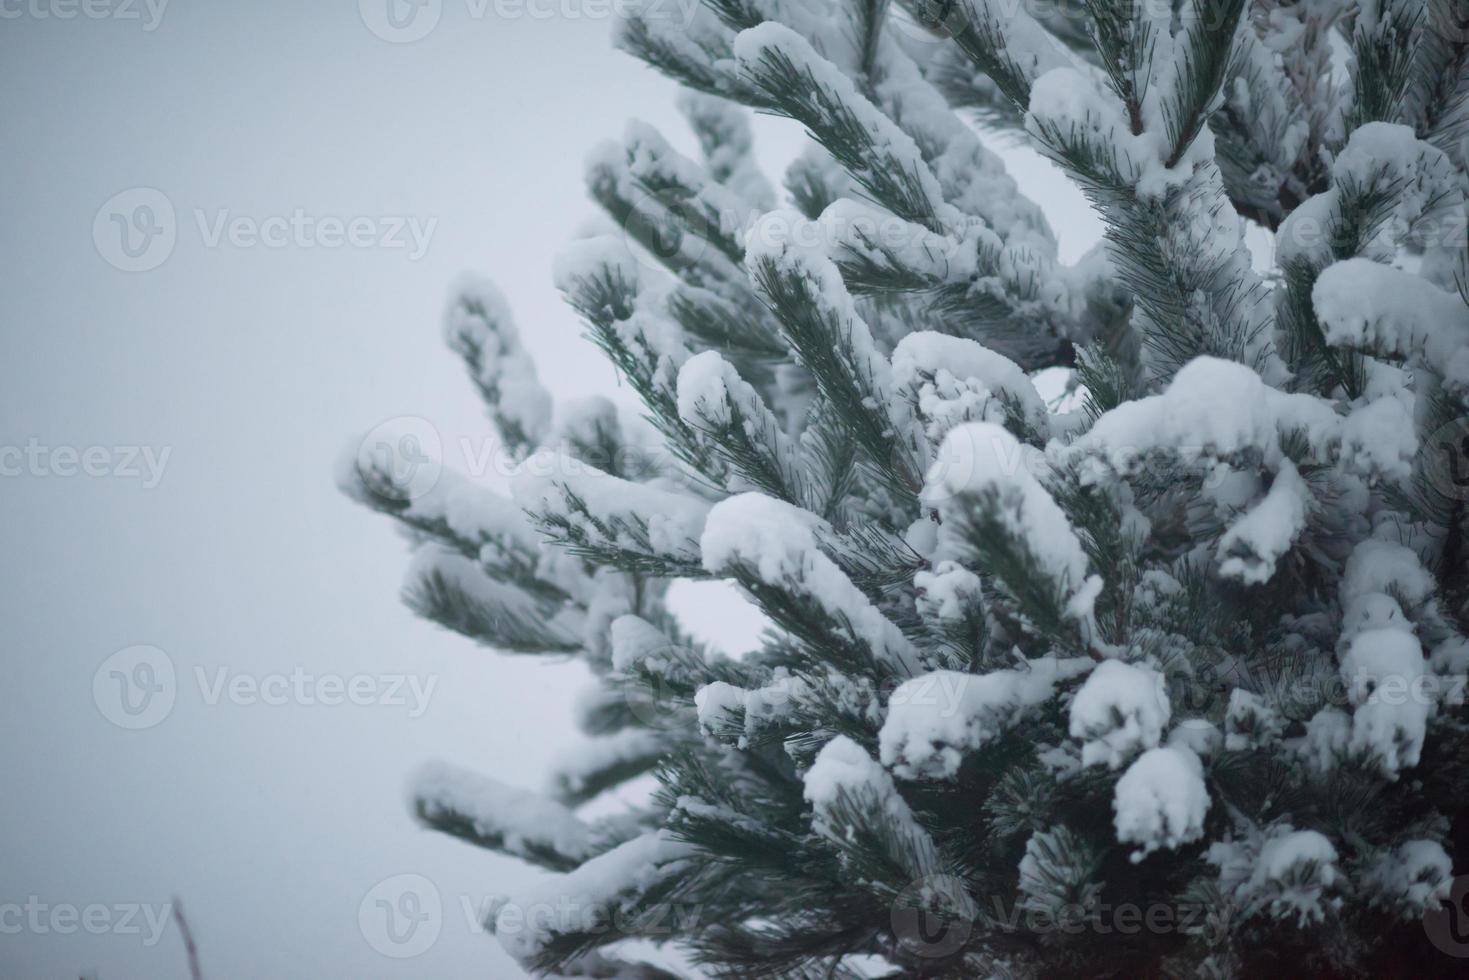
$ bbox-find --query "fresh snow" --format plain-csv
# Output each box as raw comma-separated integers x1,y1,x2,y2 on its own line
881,659,1092,779
445,276,553,451
413,762,592,863
892,332,1051,443
1113,746,1209,861
924,422,1100,626
1216,460,1310,585
1314,259,1469,364
1070,660,1172,769
700,493,922,676
512,450,711,564
492,831,694,964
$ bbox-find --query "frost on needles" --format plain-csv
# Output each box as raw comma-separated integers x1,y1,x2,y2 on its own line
342,1,1469,976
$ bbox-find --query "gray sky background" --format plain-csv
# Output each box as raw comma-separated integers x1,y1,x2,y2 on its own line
0,3,1103,977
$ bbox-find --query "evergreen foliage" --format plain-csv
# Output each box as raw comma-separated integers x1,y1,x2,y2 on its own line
343,1,1469,975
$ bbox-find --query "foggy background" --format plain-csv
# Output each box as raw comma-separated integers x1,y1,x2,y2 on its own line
0,2,1101,977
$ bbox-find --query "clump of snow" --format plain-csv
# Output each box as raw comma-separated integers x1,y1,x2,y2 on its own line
924,422,1100,625
1341,539,1436,616
676,350,798,493
914,561,984,623
1209,827,1340,926
1070,660,1172,769
1065,358,1337,476
1338,396,1416,483
1216,460,1310,585
1168,718,1223,758
492,830,694,964
512,450,710,564
1113,746,1210,861
1224,689,1285,751
445,276,553,451
881,659,1091,780
694,681,748,738
609,615,676,675
1298,707,1352,772
701,493,921,676
804,735,918,841
413,762,592,863
1340,628,1429,776
892,331,1050,443
1314,259,1469,363
676,350,740,428
1363,839,1454,919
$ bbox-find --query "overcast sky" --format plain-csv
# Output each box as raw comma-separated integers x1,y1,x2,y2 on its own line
0,3,1103,977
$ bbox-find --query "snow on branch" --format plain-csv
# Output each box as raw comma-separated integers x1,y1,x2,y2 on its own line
444,276,553,460
925,422,1102,649
489,830,695,970
546,729,668,806
677,91,776,212
403,545,582,654
1113,745,1210,862
412,762,594,871
892,330,1051,447
745,209,923,493
803,736,977,916
701,492,924,679
1065,357,1338,475
1216,459,1311,586
677,350,804,502
1070,659,1172,769
512,449,711,577
1313,258,1469,366
734,23,950,233
880,658,1092,780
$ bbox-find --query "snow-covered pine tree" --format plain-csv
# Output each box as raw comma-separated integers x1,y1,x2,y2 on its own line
341,1,1469,975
